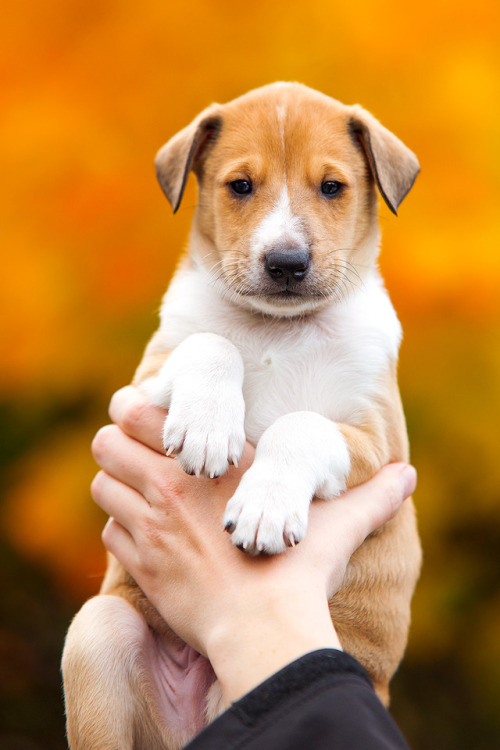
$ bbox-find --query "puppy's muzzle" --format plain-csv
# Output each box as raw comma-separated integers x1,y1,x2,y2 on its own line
264,249,310,284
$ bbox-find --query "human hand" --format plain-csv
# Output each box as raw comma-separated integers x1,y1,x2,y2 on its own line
91,386,417,702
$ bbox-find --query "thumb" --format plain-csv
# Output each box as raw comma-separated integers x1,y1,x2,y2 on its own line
307,463,417,575
358,462,417,536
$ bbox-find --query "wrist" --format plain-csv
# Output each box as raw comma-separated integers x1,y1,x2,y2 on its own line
204,581,342,705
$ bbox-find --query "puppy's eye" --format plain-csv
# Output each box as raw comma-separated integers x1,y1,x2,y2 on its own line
230,179,253,196
321,180,342,197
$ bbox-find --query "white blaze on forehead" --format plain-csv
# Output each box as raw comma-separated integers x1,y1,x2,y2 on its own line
250,186,307,259
276,105,287,181
276,105,286,152
248,105,307,266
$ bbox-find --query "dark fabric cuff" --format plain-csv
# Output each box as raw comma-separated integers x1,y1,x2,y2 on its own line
230,648,372,727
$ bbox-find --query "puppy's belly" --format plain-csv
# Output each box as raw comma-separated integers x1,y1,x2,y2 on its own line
144,632,216,741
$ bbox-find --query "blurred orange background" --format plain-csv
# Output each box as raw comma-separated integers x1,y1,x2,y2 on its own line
1,1,499,747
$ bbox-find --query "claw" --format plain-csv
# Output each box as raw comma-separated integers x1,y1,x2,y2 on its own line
224,521,236,534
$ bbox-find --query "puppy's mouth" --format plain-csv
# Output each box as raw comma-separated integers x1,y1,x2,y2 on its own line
236,280,328,316
267,285,305,297
241,283,320,301
265,287,316,300
212,259,338,315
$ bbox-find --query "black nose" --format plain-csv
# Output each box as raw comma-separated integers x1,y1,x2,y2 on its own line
265,249,310,283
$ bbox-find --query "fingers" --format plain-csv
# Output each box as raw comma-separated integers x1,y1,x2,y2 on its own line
101,517,137,569
109,386,167,454
92,470,149,537
92,423,166,499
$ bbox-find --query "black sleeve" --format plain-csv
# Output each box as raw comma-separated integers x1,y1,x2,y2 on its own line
184,649,411,750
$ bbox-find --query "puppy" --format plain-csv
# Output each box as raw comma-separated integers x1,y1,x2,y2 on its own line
62,82,422,749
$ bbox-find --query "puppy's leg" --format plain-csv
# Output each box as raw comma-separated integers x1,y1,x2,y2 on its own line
205,681,226,723
330,495,421,706
141,332,246,478
223,411,353,555
62,595,176,750
223,409,395,555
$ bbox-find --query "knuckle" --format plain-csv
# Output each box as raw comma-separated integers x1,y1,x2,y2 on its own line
142,517,165,549
151,474,184,509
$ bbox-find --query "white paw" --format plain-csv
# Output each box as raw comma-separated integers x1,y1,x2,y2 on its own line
163,387,245,477
223,467,311,555
140,333,246,478
222,412,352,555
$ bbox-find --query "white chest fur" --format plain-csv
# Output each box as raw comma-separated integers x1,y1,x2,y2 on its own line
156,266,402,446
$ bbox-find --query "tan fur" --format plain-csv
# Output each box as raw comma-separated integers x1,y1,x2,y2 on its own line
63,82,422,749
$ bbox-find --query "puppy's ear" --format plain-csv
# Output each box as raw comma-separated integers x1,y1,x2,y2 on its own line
349,106,420,215
155,105,223,213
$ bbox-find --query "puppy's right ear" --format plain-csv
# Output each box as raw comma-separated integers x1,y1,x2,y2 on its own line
155,104,223,213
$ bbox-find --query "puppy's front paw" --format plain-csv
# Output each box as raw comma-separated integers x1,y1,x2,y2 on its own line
163,388,245,478
140,333,246,478
223,468,310,555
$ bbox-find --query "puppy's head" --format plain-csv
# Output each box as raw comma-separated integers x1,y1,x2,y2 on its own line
155,83,419,317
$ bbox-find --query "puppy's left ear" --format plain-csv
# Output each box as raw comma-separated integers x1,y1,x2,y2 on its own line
155,104,223,213
349,105,420,215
